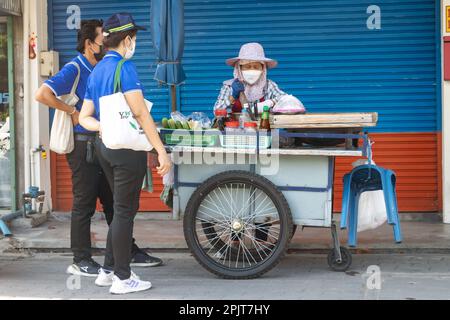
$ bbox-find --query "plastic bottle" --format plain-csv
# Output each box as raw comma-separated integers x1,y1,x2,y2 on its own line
224,121,242,146
244,122,258,147
239,108,251,129
244,121,257,133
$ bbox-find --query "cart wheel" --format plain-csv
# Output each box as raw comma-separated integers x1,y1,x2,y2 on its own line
184,170,293,279
327,247,352,272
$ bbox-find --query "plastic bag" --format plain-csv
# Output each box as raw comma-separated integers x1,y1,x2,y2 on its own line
272,95,306,115
352,159,388,232
188,112,212,129
171,111,189,123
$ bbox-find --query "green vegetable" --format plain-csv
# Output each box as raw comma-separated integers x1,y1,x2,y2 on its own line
182,122,190,130
161,118,169,128
168,119,176,129
175,121,183,129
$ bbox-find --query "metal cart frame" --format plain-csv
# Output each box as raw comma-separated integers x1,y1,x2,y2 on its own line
165,129,371,278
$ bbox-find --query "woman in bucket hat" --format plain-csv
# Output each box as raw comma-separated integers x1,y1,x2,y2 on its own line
214,42,289,114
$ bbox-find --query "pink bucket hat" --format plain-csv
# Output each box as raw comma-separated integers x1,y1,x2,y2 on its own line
226,42,278,69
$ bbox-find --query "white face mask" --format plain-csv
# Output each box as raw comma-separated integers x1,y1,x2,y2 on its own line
242,70,262,85
124,37,136,60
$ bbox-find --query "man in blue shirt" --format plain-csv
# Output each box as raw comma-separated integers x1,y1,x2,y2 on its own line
35,20,161,277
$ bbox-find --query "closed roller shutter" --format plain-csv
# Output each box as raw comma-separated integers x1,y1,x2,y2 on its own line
49,0,169,212
50,0,440,213
181,0,439,212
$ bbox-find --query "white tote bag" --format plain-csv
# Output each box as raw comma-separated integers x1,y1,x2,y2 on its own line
49,62,80,154
99,59,154,152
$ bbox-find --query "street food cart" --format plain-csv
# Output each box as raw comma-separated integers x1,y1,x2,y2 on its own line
161,112,378,279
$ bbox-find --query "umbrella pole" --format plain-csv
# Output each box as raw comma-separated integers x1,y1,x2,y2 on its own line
171,85,177,112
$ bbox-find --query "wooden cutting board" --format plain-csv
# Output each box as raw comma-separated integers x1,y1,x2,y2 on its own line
271,112,378,129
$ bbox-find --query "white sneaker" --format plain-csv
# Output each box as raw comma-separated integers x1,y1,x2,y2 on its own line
95,268,140,287
95,269,114,287
109,275,152,295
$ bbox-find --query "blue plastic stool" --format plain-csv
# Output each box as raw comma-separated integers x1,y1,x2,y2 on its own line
340,164,402,247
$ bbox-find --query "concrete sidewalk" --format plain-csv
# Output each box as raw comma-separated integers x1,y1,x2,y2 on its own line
2,212,450,253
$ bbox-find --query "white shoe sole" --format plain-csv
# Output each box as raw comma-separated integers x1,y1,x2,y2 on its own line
95,277,113,287
109,283,152,295
130,261,162,267
66,265,98,278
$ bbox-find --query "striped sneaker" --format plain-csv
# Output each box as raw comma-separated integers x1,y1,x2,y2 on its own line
109,275,152,295
95,268,140,287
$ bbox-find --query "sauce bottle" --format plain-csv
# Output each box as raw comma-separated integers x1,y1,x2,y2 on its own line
213,109,228,131
259,106,271,131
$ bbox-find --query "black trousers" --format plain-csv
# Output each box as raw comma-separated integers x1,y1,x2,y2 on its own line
95,138,147,280
66,139,114,263
66,138,140,264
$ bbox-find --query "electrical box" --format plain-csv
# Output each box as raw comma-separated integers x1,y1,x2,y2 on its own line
444,37,450,81
40,51,60,77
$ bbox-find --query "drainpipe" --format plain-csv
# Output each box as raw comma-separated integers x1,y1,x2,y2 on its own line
0,210,23,237
7,16,17,212
23,0,31,195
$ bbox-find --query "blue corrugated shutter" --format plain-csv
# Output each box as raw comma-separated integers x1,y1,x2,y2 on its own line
49,0,438,131
49,0,169,120
182,0,438,133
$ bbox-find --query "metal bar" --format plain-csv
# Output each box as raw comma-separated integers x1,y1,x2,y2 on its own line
170,85,177,112
279,130,363,140
331,222,342,262
47,0,54,50
178,181,329,193
277,186,328,192
174,162,179,190
327,156,334,190
161,128,362,140
7,15,17,212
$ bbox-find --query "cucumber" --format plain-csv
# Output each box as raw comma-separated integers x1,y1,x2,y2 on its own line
161,117,169,128
175,121,183,129
182,121,191,130
168,119,176,129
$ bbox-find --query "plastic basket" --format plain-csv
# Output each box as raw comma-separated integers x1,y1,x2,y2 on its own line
161,129,219,147
219,132,272,149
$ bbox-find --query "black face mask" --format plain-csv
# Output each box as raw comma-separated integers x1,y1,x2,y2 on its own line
90,41,105,62
94,47,106,62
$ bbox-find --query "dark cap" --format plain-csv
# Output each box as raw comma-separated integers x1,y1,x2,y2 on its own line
103,12,146,35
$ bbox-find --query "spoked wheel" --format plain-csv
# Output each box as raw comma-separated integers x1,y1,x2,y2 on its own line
184,171,293,279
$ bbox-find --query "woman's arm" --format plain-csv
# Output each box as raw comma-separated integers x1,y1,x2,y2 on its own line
124,91,172,176
267,80,287,104
79,100,100,132
213,84,232,111
35,85,79,125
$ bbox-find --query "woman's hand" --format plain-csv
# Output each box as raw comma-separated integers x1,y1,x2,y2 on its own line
71,110,80,126
231,79,245,99
157,152,172,176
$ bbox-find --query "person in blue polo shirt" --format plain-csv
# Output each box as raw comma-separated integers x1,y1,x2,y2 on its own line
79,13,172,294
35,20,161,278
